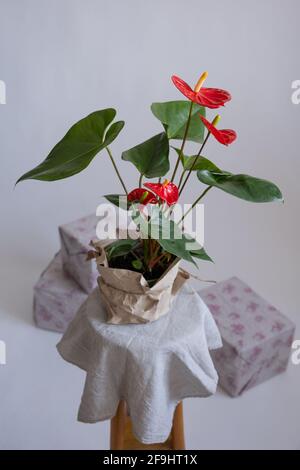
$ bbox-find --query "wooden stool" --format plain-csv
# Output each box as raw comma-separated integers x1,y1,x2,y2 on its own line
110,401,185,450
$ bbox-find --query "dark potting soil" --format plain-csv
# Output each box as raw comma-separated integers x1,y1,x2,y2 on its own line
108,252,176,287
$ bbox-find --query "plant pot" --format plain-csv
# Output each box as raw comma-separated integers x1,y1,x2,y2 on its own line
91,240,189,324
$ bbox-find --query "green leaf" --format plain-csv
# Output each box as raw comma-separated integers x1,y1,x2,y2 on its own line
106,239,139,260
173,148,221,172
197,170,283,203
182,156,221,172
122,132,169,178
131,205,212,266
132,259,143,270
104,120,125,146
16,109,124,183
104,194,129,210
151,101,205,143
190,247,213,262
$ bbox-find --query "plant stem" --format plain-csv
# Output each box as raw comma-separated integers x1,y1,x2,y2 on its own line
147,239,161,269
149,252,165,270
179,185,212,224
177,166,187,191
149,238,153,267
139,173,143,188
178,131,211,197
143,239,148,264
170,101,194,183
131,248,144,265
152,240,161,259
106,146,128,195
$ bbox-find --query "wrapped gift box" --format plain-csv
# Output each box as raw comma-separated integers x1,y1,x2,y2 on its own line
59,214,99,293
34,252,87,333
59,212,132,293
199,277,295,397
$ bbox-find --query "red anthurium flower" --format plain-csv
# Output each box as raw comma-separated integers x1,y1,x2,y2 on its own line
172,72,231,109
127,188,157,205
200,115,237,146
144,180,179,205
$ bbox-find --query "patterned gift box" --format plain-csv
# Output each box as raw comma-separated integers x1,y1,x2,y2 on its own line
199,277,295,397
59,214,99,293
34,252,87,333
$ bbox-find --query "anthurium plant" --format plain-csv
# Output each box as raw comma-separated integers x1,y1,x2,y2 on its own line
17,72,283,286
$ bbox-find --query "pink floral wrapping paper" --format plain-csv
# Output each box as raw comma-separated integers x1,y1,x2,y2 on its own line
34,252,87,333
59,214,99,293
199,277,295,397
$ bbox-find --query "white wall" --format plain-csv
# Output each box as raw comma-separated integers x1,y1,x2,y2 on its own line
0,0,299,449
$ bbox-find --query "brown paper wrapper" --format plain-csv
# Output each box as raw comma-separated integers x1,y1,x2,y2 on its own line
90,239,189,324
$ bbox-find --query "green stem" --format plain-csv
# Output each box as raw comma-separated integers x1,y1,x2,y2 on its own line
170,101,194,182
131,248,144,265
139,173,143,188
179,185,212,224
106,146,128,195
178,131,211,197
177,165,187,191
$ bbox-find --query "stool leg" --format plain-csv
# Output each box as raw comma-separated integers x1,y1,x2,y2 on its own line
110,400,127,450
171,401,185,450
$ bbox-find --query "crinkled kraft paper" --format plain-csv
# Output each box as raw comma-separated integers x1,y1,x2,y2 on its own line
91,240,189,324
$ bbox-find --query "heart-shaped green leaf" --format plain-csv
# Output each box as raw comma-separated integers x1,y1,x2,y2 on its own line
131,205,212,265
173,148,221,172
197,170,283,203
16,109,124,183
132,205,195,264
104,194,129,209
106,239,139,260
104,120,125,146
182,156,221,172
151,101,205,143
122,132,169,178
190,247,213,262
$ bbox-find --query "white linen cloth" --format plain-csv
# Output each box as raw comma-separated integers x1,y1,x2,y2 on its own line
57,283,222,444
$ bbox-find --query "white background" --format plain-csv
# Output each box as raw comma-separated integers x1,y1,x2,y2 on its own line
0,0,299,449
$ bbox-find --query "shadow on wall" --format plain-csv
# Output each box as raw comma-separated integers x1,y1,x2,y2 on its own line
0,251,51,326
